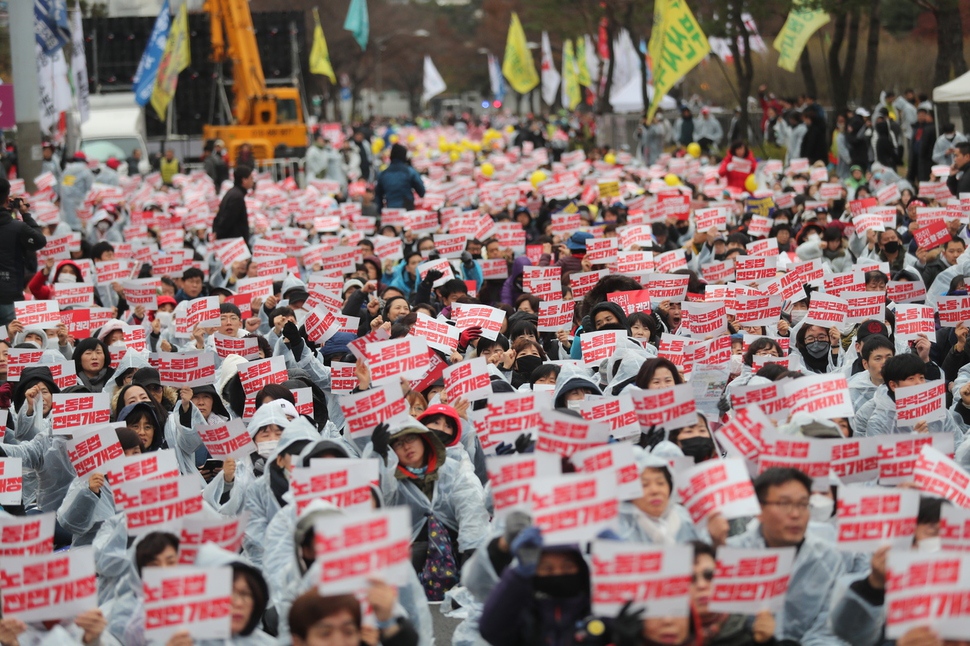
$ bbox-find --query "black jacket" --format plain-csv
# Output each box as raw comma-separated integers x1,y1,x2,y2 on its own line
948,160,970,197
0,208,46,304
801,120,829,165
213,184,250,242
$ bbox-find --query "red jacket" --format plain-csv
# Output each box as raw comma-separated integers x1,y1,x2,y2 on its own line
717,151,757,191
27,260,85,301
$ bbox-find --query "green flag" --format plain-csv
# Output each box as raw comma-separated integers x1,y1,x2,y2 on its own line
344,0,369,51
502,13,539,94
773,2,830,73
647,0,710,121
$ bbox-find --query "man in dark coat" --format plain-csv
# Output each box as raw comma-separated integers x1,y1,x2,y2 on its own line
949,141,970,197
800,111,829,166
213,165,254,243
0,177,47,325
910,103,938,184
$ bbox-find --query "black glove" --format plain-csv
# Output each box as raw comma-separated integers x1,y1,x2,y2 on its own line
281,321,306,361
514,432,535,454
612,601,645,646
495,442,516,455
461,251,475,269
503,510,531,548
424,269,443,284
372,422,391,463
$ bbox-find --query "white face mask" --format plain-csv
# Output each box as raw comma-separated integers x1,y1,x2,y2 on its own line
790,309,808,323
155,311,173,329
917,536,942,553
56,272,77,283
566,399,583,411
256,440,278,460
809,493,835,522
729,354,744,373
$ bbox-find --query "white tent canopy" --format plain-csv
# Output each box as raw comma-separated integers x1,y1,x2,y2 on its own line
610,75,677,114
933,70,970,103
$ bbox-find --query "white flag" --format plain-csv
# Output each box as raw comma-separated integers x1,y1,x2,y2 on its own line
741,13,768,54
421,56,446,104
584,34,600,85
610,29,639,91
37,44,72,134
487,53,505,101
70,9,90,124
540,32,561,107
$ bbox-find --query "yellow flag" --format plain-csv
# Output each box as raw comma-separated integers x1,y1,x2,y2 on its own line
150,3,190,120
773,2,830,73
310,9,337,83
646,0,710,121
575,37,591,88
502,13,539,94
562,40,581,110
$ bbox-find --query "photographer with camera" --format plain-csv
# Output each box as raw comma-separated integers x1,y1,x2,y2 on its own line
0,178,47,326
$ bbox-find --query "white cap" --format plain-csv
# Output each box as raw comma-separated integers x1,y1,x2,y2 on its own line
855,107,870,117
270,398,300,420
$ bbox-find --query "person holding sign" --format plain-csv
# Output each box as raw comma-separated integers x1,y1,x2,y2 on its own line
289,583,420,646
866,354,964,442
479,525,593,646
792,324,841,374
372,419,489,598
716,468,846,645
56,427,142,547
417,403,487,486
618,449,705,545
74,337,115,393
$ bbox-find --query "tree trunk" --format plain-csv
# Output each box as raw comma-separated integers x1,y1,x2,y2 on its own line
861,0,881,108
827,7,861,114
800,48,818,100
728,6,754,144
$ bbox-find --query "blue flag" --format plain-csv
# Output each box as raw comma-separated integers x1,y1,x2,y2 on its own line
35,0,71,55
133,0,172,107
343,0,369,51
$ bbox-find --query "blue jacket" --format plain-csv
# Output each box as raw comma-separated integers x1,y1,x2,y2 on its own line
375,161,426,213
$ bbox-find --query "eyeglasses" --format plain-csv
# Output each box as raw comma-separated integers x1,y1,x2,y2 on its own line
692,569,714,583
762,500,811,513
390,435,421,450
803,336,828,344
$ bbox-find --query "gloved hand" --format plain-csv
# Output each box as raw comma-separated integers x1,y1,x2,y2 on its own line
503,511,532,550
281,321,306,361
612,601,645,646
510,526,543,577
514,432,535,454
424,269,443,285
457,326,483,352
495,442,516,455
461,251,475,270
371,423,391,463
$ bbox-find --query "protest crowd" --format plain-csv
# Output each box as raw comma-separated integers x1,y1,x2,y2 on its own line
4,91,970,646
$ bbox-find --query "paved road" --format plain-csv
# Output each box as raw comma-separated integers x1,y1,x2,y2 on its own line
429,601,461,644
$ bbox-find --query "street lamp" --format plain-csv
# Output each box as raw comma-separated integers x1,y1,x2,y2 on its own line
375,29,430,118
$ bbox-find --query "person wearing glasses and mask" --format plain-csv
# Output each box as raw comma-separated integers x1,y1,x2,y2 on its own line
712,468,845,645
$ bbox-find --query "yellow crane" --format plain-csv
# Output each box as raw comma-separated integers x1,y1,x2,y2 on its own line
202,0,308,162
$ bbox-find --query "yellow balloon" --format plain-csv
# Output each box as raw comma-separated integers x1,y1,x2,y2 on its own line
407,134,416,143
664,173,680,186
686,142,702,158
530,170,548,188
481,162,495,178
371,139,385,154
505,125,515,134
389,134,400,144
469,142,482,153
450,150,460,162
604,152,616,165
744,174,758,193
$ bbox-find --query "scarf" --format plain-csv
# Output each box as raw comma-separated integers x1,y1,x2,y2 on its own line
634,504,682,545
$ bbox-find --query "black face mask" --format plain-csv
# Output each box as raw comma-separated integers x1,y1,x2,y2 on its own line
883,240,901,254
679,436,716,463
432,429,455,448
515,355,544,376
533,573,586,598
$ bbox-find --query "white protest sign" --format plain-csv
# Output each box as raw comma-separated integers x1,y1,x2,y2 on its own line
577,394,640,441
198,418,257,460
758,433,832,489
104,449,181,487
154,351,217,388
363,337,431,384
177,514,248,565
676,458,761,523
443,356,492,402
50,392,111,435
530,472,619,544
835,485,919,552
410,313,460,354
628,384,697,431
314,507,413,595
339,381,410,440
0,547,98,622
571,443,642,501
237,355,288,395
114,475,205,536
708,547,796,614
213,333,261,360
291,458,380,514
143,566,232,642
877,433,954,485
895,379,947,426
486,452,562,521
452,303,506,341
590,542,693,617
536,410,612,457
886,551,970,639
913,446,970,509
0,458,22,505
0,513,55,556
